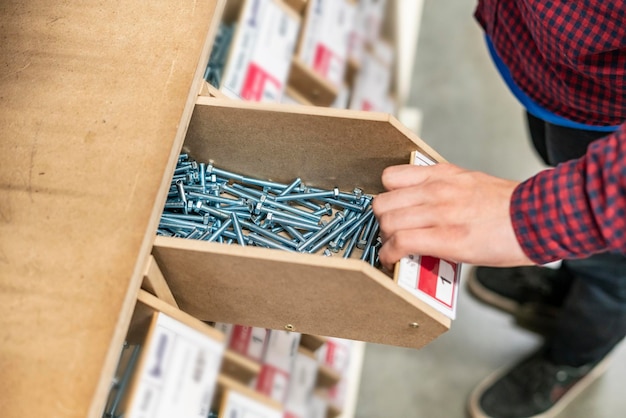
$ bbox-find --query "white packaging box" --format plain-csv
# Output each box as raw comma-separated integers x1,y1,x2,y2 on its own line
371,38,395,68
361,0,388,45
224,325,269,363
213,322,234,341
347,0,388,65
219,389,283,418
348,48,392,112
297,0,356,87
124,313,225,418
221,0,301,102
306,394,328,418
316,337,352,375
283,351,319,418
254,330,302,403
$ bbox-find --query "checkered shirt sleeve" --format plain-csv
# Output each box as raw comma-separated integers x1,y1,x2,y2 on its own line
511,122,626,263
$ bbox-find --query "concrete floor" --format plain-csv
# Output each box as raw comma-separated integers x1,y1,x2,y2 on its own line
354,1,626,417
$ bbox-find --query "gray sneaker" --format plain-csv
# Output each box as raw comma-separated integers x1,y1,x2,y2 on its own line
468,347,611,418
467,266,573,334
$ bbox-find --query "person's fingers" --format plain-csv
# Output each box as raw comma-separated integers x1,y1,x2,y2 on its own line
377,227,465,270
376,203,446,242
380,164,431,191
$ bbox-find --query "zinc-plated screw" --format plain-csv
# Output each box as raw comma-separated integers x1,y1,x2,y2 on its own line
175,180,188,214
278,177,302,197
297,212,346,252
230,212,245,246
307,216,358,254
247,233,296,252
206,218,233,242
274,190,334,202
360,220,379,261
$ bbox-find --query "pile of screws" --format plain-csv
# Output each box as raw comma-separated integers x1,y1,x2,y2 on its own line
204,23,235,89
158,154,381,266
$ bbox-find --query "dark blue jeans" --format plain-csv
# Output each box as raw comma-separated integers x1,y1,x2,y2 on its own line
525,112,626,366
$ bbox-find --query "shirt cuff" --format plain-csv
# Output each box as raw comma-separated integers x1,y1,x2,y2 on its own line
509,160,606,264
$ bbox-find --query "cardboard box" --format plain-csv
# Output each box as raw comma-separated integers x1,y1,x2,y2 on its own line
254,330,302,403
122,308,225,418
283,350,319,417
230,326,269,363
349,49,392,112
152,98,452,349
220,0,301,102
347,0,388,66
297,0,356,87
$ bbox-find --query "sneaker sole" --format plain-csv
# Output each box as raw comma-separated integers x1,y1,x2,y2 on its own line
467,352,612,418
466,265,520,314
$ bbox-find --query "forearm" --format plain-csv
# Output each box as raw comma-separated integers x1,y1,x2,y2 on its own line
511,122,626,263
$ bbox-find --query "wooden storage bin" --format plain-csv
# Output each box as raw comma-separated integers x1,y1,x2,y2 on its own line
152,97,451,349
1,1,226,417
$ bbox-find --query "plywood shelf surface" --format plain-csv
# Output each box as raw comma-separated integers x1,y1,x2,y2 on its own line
0,1,225,417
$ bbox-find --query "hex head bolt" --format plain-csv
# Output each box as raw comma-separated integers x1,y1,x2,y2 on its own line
278,177,302,197
297,212,346,252
274,190,334,202
247,233,296,252
192,201,230,220
175,180,188,214
357,214,376,250
187,191,243,206
312,202,333,217
306,215,359,254
342,230,360,259
262,197,321,223
360,220,379,261
206,218,233,242
267,213,322,231
230,212,246,246
321,197,364,213
241,220,299,249
339,208,373,243
198,162,206,191
282,224,306,243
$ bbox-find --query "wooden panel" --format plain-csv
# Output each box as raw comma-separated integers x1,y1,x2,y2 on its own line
288,57,339,107
142,255,179,308
317,364,342,389
134,290,225,342
185,98,445,194
214,375,283,411
283,0,308,14
300,334,326,352
0,1,225,417
221,350,262,384
153,236,450,349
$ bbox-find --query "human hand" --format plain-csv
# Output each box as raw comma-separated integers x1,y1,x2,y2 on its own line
372,163,534,270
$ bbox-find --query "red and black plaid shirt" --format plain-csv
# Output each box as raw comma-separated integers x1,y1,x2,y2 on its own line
475,1,626,263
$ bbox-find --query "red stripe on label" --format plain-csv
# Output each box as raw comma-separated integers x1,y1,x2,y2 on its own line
229,326,251,356
241,62,281,102
417,256,439,298
313,44,331,76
